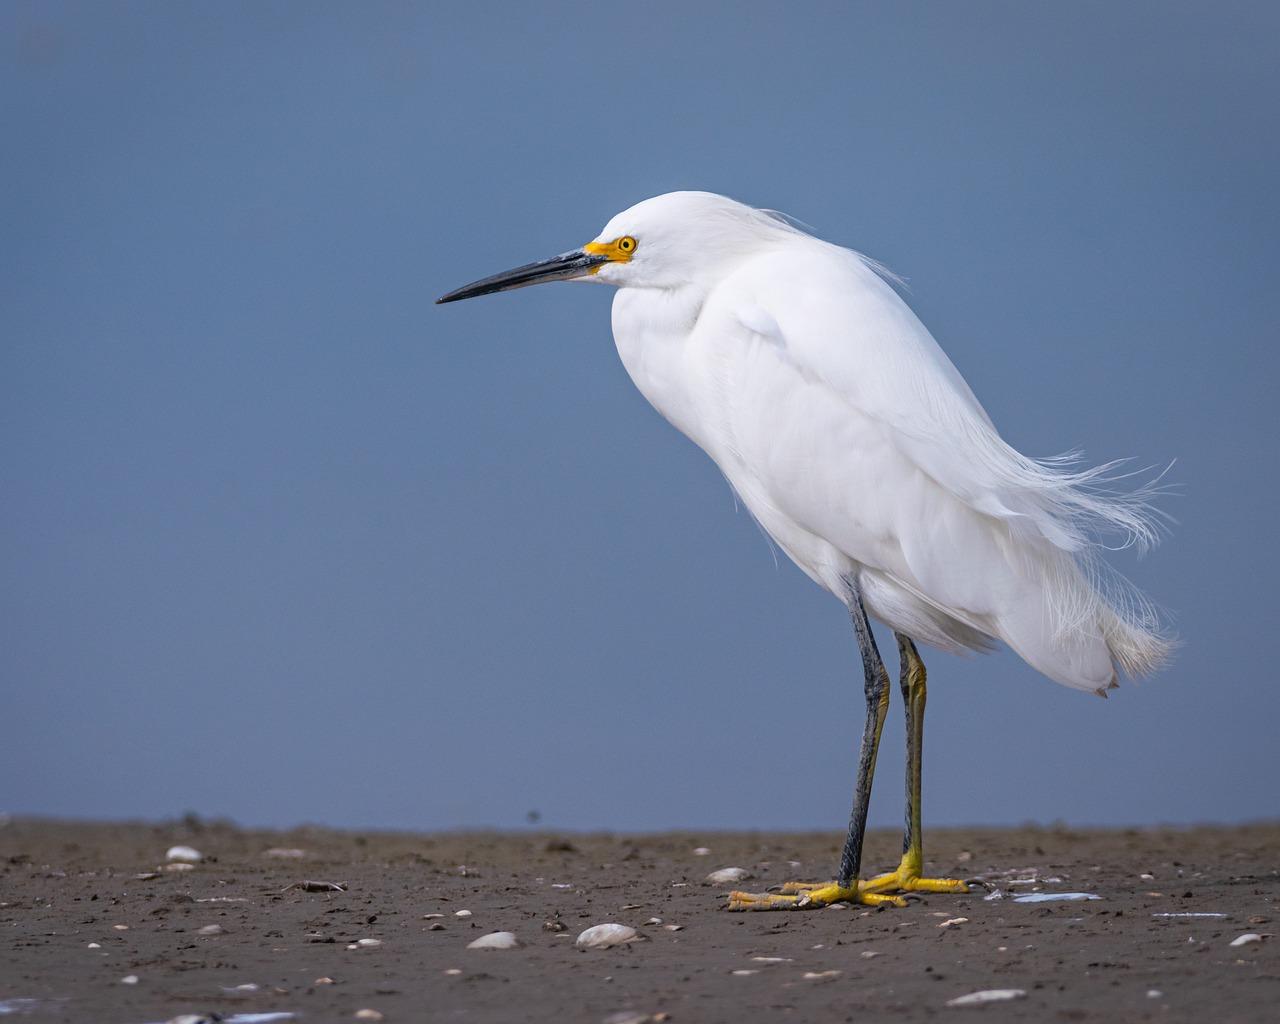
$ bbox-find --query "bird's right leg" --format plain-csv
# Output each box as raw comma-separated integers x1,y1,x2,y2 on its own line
727,581,904,910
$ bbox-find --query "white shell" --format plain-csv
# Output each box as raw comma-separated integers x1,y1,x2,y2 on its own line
165,845,203,863
197,924,225,936
1152,912,1227,918
692,847,711,856
945,989,1027,1007
120,975,139,985
1229,932,1266,947
454,909,473,918
704,867,750,885
1012,892,1100,903
354,938,382,948
263,847,306,858
602,1013,651,1024
466,931,520,950
354,1010,385,1020
576,923,639,949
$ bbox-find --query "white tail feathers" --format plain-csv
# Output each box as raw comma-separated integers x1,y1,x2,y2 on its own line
1100,592,1177,680
993,511,1175,693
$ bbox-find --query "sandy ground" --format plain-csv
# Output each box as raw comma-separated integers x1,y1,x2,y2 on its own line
1,819,1277,1023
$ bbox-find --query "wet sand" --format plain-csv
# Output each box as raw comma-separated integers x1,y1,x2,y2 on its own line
2,819,1277,1023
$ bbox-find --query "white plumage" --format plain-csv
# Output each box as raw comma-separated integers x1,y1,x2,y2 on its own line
589,192,1171,693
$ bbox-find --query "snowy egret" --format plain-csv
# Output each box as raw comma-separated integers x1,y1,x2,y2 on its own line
437,191,1173,910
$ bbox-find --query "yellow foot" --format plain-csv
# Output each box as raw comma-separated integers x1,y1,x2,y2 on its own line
726,880,907,911
860,855,970,895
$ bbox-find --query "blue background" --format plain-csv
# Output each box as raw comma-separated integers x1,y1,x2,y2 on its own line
3,1,1277,832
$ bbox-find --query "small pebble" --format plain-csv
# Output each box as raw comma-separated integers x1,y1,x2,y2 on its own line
354,1011,384,1021
165,845,203,863
314,977,335,985
444,968,462,976
803,970,842,981
196,924,224,936
113,924,129,931
353,938,382,948
422,913,444,920
428,923,445,931
705,867,750,885
692,847,711,856
576,923,639,949
859,950,883,959
87,943,101,949
467,931,520,950
454,909,473,918
120,975,139,985
662,924,683,932
731,969,758,976
264,847,307,859
750,956,792,964
1147,990,1163,999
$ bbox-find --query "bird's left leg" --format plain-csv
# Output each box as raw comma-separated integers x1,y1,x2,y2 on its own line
727,582,905,910
860,635,969,896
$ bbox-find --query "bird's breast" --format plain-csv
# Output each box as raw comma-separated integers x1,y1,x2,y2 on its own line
611,286,724,455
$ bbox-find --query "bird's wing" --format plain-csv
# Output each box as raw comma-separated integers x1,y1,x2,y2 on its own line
723,244,1155,555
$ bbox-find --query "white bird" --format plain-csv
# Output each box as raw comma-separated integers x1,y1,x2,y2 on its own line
438,191,1173,910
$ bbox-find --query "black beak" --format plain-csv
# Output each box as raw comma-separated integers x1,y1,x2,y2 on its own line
436,249,610,304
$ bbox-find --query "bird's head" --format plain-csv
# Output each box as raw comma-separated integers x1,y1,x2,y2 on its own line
436,191,798,304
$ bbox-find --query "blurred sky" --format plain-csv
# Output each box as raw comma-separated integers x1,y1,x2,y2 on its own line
3,1,1278,834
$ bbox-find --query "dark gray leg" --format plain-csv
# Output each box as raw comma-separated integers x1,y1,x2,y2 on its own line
835,579,892,888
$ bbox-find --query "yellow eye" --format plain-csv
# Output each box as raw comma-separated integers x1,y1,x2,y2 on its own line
617,236,637,254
